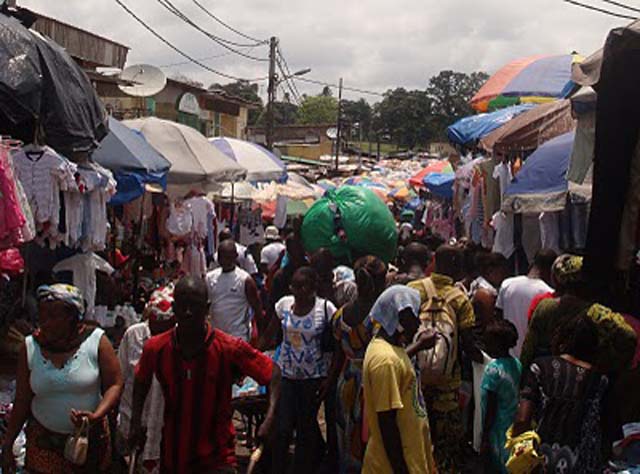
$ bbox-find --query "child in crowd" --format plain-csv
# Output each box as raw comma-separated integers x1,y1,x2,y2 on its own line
480,319,522,473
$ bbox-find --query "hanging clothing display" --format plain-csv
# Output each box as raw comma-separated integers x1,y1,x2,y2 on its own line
491,211,515,259
184,196,216,241
53,252,115,318
539,212,562,254
238,205,264,247
0,143,34,249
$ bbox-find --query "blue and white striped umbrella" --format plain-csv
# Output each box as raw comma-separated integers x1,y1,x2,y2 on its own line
209,137,286,182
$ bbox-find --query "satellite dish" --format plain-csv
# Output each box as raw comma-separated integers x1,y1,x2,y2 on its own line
118,64,167,97
326,127,338,140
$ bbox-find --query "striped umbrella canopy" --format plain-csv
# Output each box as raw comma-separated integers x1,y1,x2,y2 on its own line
409,160,454,188
209,137,285,182
470,54,581,113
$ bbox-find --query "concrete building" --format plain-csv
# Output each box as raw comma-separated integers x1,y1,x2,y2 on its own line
247,123,336,161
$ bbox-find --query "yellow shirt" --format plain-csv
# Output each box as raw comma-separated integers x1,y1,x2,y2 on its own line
362,338,436,474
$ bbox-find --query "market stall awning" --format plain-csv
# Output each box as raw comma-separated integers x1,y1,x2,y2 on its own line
209,137,286,182
93,117,170,173
124,117,246,191
470,54,580,113
0,13,108,155
479,99,575,156
409,160,453,188
503,131,575,213
423,172,455,199
447,104,536,146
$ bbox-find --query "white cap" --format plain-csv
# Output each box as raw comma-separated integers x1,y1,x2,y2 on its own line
265,226,280,241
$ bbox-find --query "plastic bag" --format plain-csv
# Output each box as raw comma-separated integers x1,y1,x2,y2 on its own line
301,186,397,263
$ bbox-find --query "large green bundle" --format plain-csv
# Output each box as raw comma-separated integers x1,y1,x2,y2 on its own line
301,186,398,263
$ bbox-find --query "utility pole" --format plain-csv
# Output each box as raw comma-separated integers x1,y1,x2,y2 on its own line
266,36,278,151
334,77,343,172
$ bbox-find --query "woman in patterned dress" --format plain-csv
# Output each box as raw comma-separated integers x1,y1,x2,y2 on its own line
325,256,387,474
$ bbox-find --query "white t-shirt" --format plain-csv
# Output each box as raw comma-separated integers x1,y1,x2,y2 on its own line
260,242,286,268
275,296,336,380
213,242,258,275
491,211,515,259
492,162,513,200
206,266,253,341
117,322,164,461
496,276,552,357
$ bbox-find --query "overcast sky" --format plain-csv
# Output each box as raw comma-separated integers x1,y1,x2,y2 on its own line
20,0,629,102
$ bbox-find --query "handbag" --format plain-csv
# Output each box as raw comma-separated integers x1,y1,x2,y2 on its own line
64,417,90,466
320,299,336,353
504,426,544,474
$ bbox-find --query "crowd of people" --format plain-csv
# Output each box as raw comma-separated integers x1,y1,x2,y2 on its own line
1,220,639,474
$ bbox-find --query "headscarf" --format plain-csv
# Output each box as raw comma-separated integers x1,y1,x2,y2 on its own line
37,284,85,319
144,284,175,322
369,285,421,336
552,254,584,287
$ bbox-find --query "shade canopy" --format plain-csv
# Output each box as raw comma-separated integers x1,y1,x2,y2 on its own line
209,137,286,182
423,172,455,199
93,117,171,173
409,160,453,188
479,99,575,156
0,14,108,154
470,54,579,113
124,117,246,190
447,104,536,146
503,131,575,213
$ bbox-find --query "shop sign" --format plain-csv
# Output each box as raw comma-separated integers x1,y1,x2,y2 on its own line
178,93,201,115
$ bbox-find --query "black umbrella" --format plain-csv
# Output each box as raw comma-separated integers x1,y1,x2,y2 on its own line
0,13,108,155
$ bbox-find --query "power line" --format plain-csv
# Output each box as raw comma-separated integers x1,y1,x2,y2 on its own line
112,0,268,82
599,0,640,13
564,0,638,19
276,59,302,104
276,45,303,100
191,0,268,45
159,51,234,68
294,76,385,97
154,0,269,61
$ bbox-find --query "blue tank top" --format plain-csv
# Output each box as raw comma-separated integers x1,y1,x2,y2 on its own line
26,328,104,434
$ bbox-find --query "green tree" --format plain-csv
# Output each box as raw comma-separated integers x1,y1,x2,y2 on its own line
342,99,373,138
426,70,489,137
256,101,299,126
373,88,434,149
297,95,338,124
209,80,263,125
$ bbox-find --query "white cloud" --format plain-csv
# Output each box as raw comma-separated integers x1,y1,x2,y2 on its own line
19,0,626,102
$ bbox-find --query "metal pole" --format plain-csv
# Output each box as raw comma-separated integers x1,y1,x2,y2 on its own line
266,36,278,151
334,77,343,172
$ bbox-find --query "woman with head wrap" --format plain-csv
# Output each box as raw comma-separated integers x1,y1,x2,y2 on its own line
362,285,437,474
521,254,636,375
117,285,176,473
322,256,387,473
1,284,123,473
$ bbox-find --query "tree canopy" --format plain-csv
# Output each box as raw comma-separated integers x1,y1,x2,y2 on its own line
297,95,338,124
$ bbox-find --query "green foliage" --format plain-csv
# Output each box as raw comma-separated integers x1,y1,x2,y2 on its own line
256,101,299,126
373,88,434,149
297,95,338,124
427,70,489,138
342,99,373,138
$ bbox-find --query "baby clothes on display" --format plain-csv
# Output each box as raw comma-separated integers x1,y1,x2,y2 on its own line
0,146,30,249
166,201,193,238
185,196,215,241
492,211,515,259
12,146,76,236
53,252,115,318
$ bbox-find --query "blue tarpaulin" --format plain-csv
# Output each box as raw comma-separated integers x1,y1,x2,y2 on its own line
503,131,575,213
110,170,167,206
447,104,536,145
92,117,171,205
423,173,455,199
